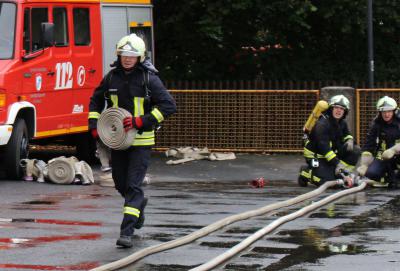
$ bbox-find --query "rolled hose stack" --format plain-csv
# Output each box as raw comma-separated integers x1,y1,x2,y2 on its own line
47,157,77,184
97,108,136,150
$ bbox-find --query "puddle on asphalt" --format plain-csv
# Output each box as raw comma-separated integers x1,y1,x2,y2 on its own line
153,194,195,199
132,264,196,271
199,241,240,248
10,192,110,211
21,200,56,205
151,224,203,229
228,195,400,271
10,199,58,211
0,262,99,270
37,193,111,201
136,195,400,271
146,233,174,242
153,180,298,191
0,233,101,250
0,218,101,228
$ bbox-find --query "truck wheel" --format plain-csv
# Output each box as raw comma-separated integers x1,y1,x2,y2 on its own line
5,119,29,180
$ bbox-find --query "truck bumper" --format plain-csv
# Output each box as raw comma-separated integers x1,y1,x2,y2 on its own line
0,125,13,145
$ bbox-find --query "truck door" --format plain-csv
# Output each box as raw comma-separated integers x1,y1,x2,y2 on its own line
21,5,72,137
21,4,102,137
69,5,102,132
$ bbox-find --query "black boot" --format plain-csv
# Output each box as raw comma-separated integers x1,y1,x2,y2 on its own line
135,197,148,229
116,235,133,248
298,166,310,187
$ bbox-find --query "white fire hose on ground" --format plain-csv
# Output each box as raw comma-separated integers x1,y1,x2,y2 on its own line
20,159,46,182
46,156,78,184
97,107,136,150
190,179,374,271
90,179,366,271
20,157,94,185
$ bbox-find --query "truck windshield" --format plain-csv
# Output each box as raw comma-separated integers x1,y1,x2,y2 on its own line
0,2,16,59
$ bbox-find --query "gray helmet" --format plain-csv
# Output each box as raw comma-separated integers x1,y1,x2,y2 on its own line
115,34,146,62
376,96,398,112
329,95,350,110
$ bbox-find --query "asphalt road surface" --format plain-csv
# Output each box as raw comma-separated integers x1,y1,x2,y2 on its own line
0,153,399,271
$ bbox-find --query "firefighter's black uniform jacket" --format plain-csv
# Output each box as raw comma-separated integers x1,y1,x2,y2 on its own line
88,60,176,146
88,59,176,237
362,113,400,159
304,111,353,166
302,110,357,184
361,113,400,183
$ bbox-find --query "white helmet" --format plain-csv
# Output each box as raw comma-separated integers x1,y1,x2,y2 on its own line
376,96,398,112
329,95,350,111
116,34,146,62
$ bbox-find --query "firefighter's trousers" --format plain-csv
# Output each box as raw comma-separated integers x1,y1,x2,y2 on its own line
111,146,151,237
365,157,400,184
302,146,360,186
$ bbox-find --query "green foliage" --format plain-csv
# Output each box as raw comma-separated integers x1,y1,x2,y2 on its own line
153,0,400,82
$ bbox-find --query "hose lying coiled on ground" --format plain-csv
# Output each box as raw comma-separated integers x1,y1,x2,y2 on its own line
90,180,343,271
190,179,374,271
97,108,136,150
46,157,77,184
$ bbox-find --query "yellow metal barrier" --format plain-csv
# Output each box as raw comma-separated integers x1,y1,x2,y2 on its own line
357,88,400,146
155,90,319,152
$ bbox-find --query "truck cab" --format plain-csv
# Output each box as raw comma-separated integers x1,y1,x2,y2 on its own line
0,0,153,179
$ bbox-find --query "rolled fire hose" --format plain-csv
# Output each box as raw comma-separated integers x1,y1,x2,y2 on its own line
91,180,343,271
97,108,136,150
47,157,76,184
190,179,374,271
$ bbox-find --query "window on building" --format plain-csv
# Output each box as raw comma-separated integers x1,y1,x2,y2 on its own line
53,7,68,46
73,8,90,46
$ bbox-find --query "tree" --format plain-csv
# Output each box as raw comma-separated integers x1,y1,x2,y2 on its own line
153,0,400,82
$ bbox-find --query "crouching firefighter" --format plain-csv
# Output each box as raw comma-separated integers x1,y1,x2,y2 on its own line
298,95,360,187
356,96,400,189
88,34,177,248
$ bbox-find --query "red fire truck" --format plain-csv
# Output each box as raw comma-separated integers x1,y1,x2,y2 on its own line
0,0,154,178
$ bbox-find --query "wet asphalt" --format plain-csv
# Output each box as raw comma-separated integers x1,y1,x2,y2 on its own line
0,152,399,271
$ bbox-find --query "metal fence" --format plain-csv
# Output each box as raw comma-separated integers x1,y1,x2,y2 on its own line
164,80,400,90
357,89,400,146
154,88,400,152
155,90,319,152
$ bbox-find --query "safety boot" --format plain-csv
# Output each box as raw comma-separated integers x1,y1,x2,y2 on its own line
135,197,148,229
298,166,310,187
116,235,133,248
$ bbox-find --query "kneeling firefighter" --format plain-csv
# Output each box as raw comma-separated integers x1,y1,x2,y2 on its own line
88,34,177,248
298,95,360,187
356,96,400,189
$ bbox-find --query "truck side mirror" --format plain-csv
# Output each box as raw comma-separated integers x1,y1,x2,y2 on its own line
22,23,54,62
41,22,54,47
